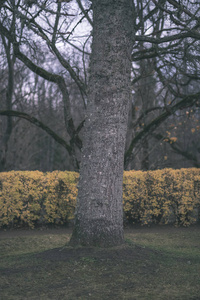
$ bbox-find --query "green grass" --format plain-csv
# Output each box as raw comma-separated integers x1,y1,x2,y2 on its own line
126,228,200,259
0,226,200,300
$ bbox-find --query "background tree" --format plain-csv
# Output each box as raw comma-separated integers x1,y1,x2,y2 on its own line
0,0,91,171
1,0,200,172
124,0,200,170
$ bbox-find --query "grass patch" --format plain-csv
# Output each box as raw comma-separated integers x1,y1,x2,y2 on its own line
0,226,200,299
126,227,200,259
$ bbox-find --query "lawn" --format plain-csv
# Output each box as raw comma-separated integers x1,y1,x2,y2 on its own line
0,225,200,300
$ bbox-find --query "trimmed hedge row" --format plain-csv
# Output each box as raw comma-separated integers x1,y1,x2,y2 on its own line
0,168,200,228
123,168,200,226
0,171,78,228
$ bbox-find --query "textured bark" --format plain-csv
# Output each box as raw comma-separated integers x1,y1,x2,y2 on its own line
70,0,134,247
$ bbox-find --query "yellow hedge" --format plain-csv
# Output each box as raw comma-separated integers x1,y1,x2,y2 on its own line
0,171,78,228
123,168,200,226
43,171,78,225
0,168,199,228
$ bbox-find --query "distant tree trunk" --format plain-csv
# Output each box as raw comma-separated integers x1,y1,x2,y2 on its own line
141,138,149,171
70,0,134,247
0,36,14,171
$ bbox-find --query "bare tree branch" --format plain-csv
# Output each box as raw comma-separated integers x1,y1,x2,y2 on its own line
76,0,93,26
0,110,72,154
0,21,83,152
124,91,200,168
135,30,200,45
153,133,200,167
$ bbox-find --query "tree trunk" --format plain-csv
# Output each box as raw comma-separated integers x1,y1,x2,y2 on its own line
141,138,149,171
70,0,134,247
0,36,14,171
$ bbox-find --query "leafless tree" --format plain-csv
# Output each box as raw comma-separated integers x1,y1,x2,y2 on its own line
0,0,200,245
